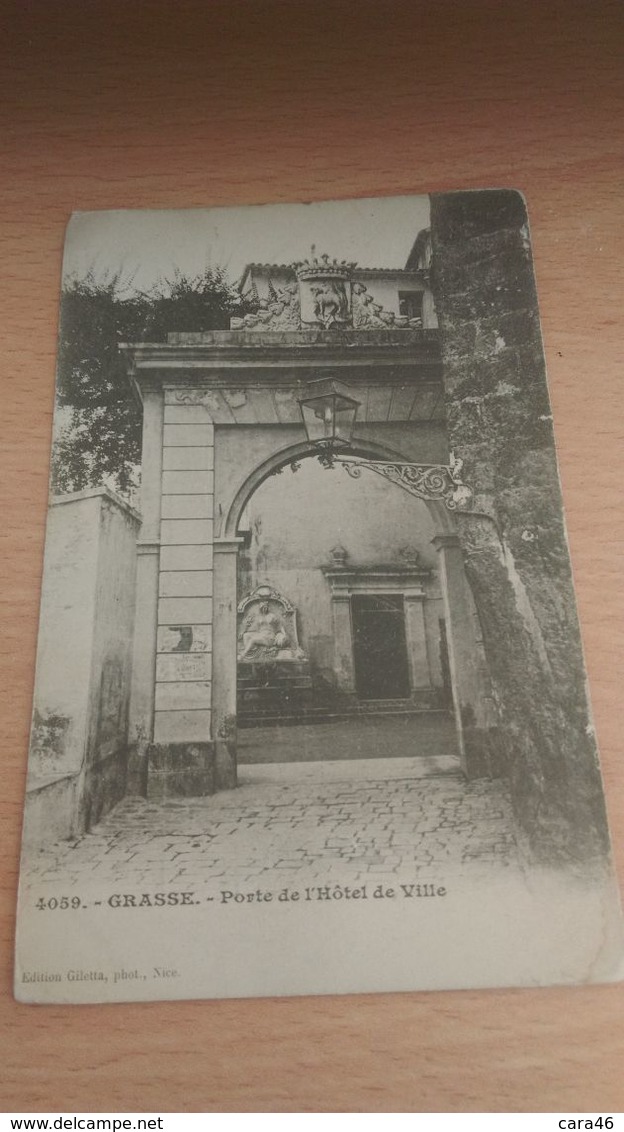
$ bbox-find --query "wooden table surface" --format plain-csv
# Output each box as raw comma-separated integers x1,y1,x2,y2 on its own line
1,0,623,1113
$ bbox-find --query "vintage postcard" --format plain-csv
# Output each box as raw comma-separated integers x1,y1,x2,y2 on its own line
15,190,624,1003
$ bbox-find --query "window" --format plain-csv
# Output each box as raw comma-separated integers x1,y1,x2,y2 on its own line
398,291,423,321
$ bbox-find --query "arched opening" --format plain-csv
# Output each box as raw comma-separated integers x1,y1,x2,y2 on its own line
222,436,437,540
227,447,470,783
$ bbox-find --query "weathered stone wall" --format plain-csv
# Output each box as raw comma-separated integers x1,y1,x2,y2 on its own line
28,494,101,782
81,493,141,826
430,189,609,863
23,488,139,850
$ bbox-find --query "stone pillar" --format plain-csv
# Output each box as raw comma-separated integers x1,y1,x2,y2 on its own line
403,593,432,694
148,393,216,799
433,534,487,777
212,539,243,789
127,386,163,793
330,595,356,693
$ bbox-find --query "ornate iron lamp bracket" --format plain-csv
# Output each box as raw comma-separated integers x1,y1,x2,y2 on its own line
335,452,473,511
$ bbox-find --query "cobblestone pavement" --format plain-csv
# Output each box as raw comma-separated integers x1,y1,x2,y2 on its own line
25,755,521,890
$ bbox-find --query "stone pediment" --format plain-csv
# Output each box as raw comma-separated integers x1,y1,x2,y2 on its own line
321,545,432,591
321,566,431,597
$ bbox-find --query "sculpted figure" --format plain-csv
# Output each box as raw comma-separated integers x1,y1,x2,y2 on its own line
309,280,349,328
239,602,289,659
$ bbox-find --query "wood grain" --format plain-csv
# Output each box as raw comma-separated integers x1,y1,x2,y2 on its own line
1,0,623,1112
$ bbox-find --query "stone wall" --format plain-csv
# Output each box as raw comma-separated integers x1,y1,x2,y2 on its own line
430,189,609,863
23,489,139,850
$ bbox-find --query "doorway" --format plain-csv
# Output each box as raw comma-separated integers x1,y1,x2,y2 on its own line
351,593,410,700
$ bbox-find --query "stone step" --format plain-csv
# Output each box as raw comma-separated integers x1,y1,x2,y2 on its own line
238,706,451,728
239,682,313,693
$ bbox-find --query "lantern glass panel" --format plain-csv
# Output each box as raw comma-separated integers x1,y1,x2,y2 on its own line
299,396,336,444
333,393,358,444
298,379,360,448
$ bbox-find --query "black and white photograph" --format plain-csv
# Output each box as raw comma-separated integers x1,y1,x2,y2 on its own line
15,190,624,1004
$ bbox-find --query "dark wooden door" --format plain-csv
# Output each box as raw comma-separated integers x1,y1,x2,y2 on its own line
351,593,410,700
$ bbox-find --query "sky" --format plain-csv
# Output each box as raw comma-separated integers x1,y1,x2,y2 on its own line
62,193,430,293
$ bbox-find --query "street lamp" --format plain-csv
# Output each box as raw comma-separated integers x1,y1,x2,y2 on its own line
297,376,472,509
298,378,360,466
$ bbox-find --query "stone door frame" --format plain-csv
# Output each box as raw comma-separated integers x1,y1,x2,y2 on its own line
322,567,432,701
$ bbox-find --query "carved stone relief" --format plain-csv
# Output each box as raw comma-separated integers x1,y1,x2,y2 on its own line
229,256,425,332
237,585,305,663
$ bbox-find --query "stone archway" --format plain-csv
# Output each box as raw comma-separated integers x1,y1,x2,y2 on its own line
212,439,487,784
122,257,488,799
222,437,418,540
